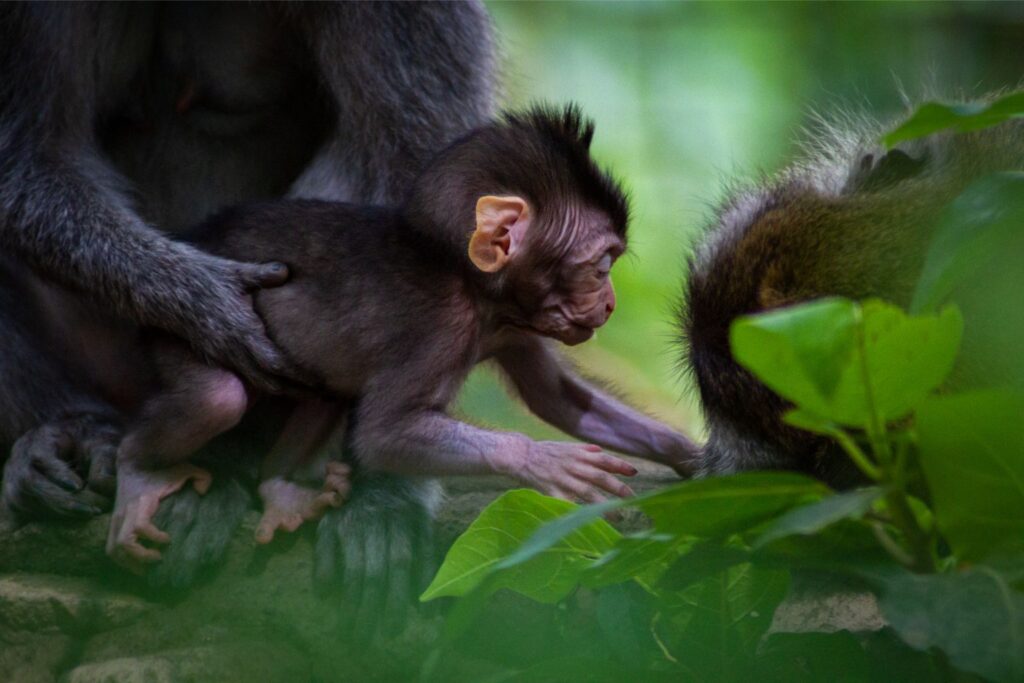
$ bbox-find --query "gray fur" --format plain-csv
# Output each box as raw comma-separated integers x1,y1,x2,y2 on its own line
0,2,495,610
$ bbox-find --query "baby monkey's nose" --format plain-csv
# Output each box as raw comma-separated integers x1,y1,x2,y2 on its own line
604,286,616,317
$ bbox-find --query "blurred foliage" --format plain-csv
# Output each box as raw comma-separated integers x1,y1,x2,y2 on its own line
427,163,1024,681
429,4,1024,676
456,0,1024,443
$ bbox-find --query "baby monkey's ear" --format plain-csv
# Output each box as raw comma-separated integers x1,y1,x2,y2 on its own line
469,195,530,273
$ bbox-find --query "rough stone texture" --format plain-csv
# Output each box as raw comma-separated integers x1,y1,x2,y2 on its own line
0,460,882,682
0,574,151,634
0,632,72,683
64,643,310,683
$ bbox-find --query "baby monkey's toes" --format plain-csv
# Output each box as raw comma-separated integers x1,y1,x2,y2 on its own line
106,463,212,573
324,461,352,499
255,465,351,545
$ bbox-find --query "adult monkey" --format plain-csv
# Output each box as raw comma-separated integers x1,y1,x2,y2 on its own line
682,112,1024,487
0,1,494,609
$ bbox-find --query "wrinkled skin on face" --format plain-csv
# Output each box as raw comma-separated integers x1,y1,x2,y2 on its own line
521,217,623,346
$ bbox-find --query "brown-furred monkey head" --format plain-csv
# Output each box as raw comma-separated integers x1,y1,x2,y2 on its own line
403,103,629,345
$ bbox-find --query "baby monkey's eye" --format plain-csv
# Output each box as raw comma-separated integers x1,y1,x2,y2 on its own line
596,253,613,275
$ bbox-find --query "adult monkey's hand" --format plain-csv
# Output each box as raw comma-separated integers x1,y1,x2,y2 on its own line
1,416,119,521
133,243,313,395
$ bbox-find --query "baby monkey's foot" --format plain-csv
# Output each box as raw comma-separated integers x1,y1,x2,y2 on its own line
255,462,351,544
106,463,212,572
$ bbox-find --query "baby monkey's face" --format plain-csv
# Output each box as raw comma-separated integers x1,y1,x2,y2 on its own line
529,235,621,345
468,195,625,346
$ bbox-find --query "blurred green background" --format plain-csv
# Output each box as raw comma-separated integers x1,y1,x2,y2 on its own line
456,1,1024,445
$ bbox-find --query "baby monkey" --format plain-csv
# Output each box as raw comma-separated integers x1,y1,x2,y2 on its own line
108,105,697,566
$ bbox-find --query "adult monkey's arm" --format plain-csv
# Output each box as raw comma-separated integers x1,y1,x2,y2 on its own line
286,1,496,203
0,4,302,394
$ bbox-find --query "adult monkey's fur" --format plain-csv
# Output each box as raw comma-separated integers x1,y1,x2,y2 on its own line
0,2,494,616
683,103,1024,487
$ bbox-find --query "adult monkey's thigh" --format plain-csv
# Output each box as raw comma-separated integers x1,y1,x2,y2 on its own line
0,3,301,518
0,262,120,522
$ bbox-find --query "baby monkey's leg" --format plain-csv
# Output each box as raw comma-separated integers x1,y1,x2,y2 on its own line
107,343,249,570
255,400,353,544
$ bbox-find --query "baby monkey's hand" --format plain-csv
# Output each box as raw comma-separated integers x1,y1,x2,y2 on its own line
255,462,351,544
521,441,636,504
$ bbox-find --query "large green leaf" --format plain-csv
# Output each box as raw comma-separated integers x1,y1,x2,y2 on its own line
633,471,829,537
582,531,689,588
753,520,891,575
912,172,1024,314
662,563,789,679
731,298,962,428
751,487,881,550
875,566,1024,683
916,391,1024,561
882,91,1024,147
730,297,857,418
483,472,826,579
421,489,619,602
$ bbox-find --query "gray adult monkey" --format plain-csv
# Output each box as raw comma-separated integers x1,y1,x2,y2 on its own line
0,2,495,613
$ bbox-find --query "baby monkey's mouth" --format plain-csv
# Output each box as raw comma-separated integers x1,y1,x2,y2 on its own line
557,325,598,348
551,321,597,346
505,319,596,345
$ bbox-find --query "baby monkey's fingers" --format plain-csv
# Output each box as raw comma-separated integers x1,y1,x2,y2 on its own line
578,447,639,477
255,510,304,544
255,476,347,544
573,464,634,499
324,462,352,500
107,518,168,573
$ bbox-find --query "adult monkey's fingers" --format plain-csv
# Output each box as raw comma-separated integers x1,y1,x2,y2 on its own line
237,261,290,290
27,477,101,517
33,453,85,492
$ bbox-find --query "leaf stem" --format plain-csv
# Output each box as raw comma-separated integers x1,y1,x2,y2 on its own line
851,303,934,572
883,488,935,573
830,428,883,481
870,522,915,567
852,304,893,468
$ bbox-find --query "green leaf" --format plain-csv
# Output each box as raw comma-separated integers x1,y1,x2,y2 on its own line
882,91,1024,147
912,172,1024,314
754,520,891,575
732,298,962,428
730,297,857,418
582,531,689,588
633,471,829,537
663,563,789,677
858,301,962,422
875,566,1024,683
657,539,751,591
751,487,882,550
475,472,826,582
916,391,1024,562
420,489,619,602
782,409,840,436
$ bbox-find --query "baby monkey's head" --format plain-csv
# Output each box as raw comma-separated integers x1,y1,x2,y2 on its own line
407,104,630,345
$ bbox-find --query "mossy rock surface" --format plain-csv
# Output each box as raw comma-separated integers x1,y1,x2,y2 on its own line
0,462,881,682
